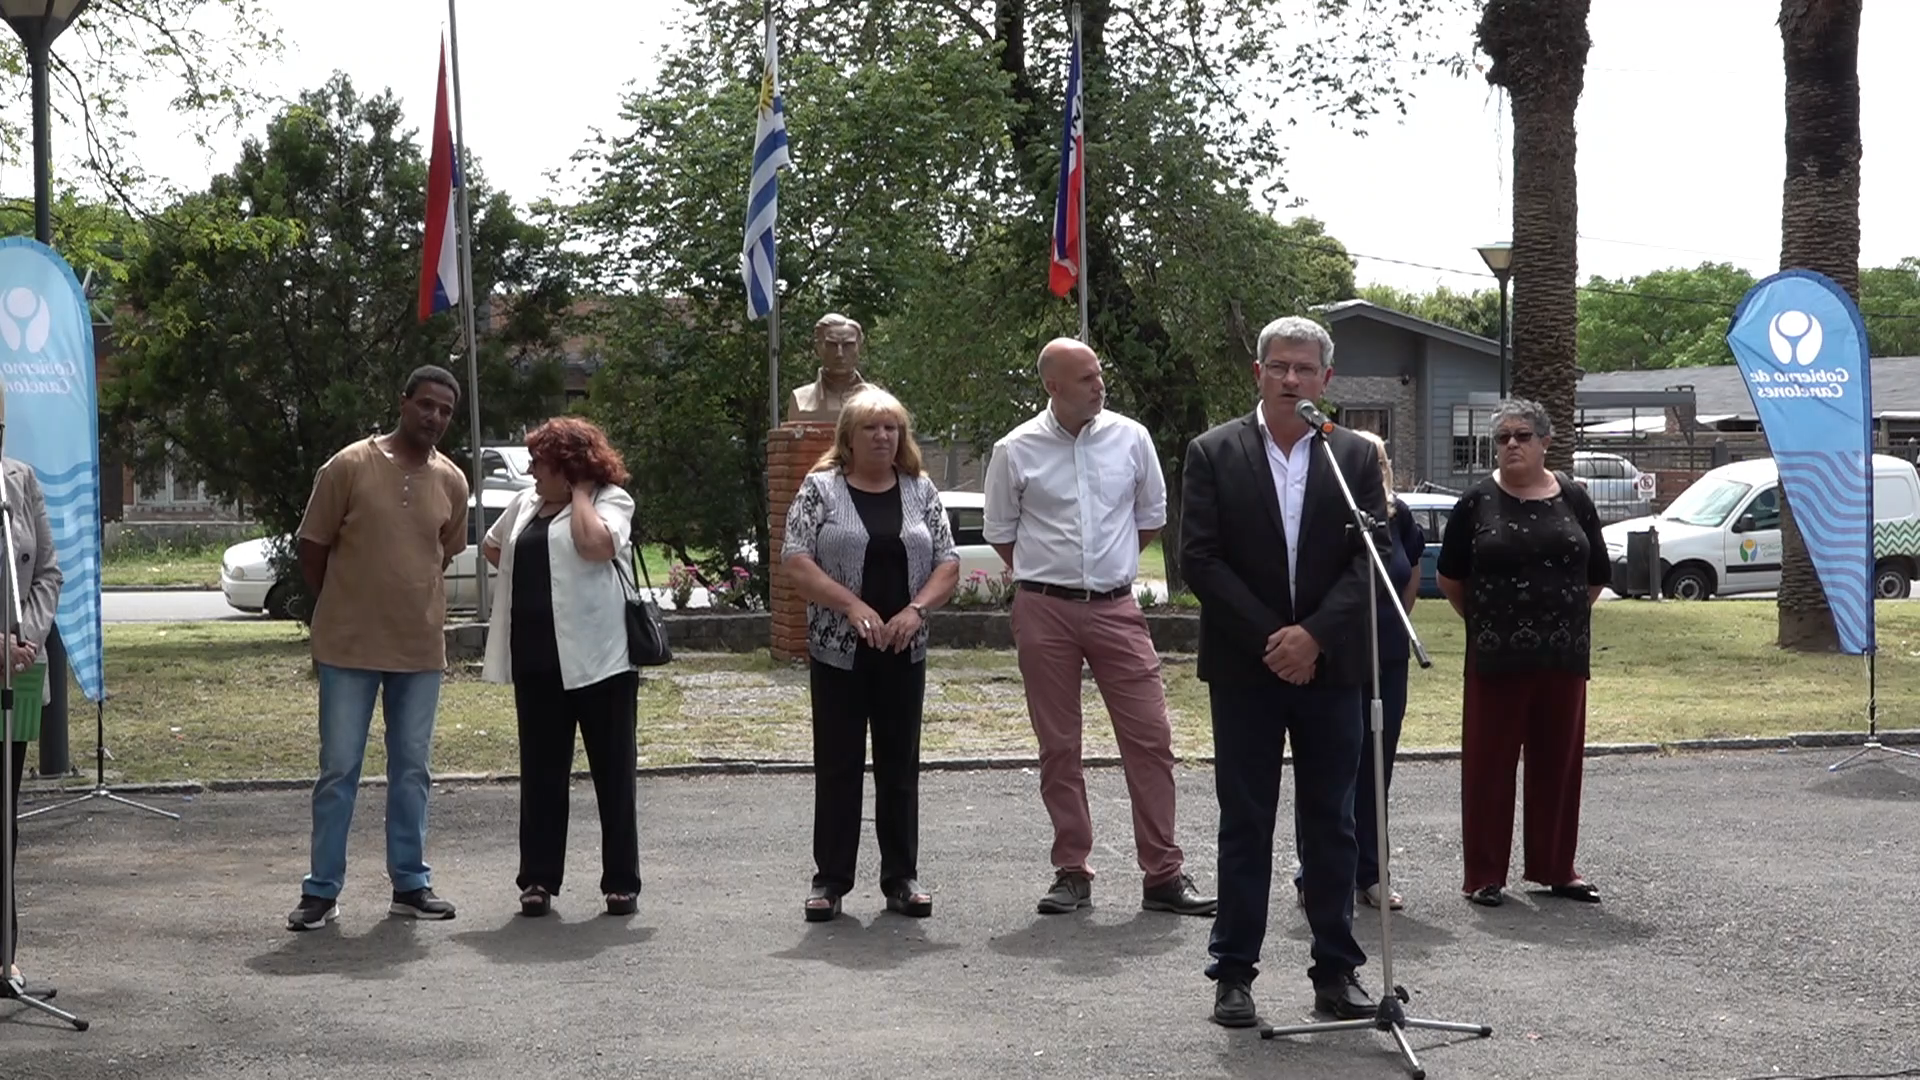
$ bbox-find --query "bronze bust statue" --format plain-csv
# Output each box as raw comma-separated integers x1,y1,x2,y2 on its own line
787,313,869,423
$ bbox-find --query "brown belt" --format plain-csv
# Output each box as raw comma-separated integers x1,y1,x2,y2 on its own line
1017,580,1133,603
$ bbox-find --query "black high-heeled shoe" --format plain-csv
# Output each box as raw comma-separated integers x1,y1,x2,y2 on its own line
803,885,842,923
883,878,933,918
519,885,553,917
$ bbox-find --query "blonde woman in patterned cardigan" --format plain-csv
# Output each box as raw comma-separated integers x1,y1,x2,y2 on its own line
781,386,960,922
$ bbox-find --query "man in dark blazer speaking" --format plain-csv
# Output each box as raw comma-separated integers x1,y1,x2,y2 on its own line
1180,314,1390,1028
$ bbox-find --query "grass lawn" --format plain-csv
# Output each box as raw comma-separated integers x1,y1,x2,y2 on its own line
100,541,685,590
102,544,229,588
18,601,1907,786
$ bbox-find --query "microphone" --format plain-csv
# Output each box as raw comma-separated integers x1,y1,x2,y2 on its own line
1294,398,1336,436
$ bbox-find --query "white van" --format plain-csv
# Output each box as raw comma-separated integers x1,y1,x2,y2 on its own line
1601,454,1920,601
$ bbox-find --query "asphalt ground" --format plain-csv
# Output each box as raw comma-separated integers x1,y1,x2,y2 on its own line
5,749,1919,1080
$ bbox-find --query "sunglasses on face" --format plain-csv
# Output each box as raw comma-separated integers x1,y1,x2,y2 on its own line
1493,430,1536,445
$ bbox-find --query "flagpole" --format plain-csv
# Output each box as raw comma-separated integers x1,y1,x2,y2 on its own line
1072,3,1089,344
768,291,781,425
446,0,489,620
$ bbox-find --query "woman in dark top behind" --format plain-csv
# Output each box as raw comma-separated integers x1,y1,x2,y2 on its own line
782,386,960,922
1436,398,1611,908
1295,429,1423,911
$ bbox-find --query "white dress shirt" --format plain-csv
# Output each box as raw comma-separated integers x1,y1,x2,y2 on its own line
1257,402,1314,604
982,406,1167,592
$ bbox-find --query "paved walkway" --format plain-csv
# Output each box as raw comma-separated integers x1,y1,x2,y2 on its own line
6,750,1919,1079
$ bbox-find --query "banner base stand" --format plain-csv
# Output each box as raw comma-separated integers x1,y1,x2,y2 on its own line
1828,651,1918,772
1828,739,1920,773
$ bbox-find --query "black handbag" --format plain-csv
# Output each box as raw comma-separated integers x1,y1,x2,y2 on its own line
613,546,672,667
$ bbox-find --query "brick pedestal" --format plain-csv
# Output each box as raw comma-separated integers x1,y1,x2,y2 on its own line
768,422,837,662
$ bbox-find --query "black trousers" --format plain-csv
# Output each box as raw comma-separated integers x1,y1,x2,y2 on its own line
513,670,642,896
808,650,926,895
1207,679,1368,989
3,741,21,954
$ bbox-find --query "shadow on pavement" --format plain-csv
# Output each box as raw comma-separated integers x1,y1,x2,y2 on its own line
244,917,431,980
1808,761,1920,803
769,913,963,971
447,913,657,965
1463,895,1658,950
985,909,1187,977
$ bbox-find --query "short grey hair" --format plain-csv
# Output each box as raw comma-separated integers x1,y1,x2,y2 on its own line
1491,397,1553,439
1255,316,1335,369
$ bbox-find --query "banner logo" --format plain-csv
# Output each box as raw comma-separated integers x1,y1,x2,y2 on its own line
1767,309,1822,367
0,286,52,353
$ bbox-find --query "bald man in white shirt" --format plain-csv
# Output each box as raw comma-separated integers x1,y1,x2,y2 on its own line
984,338,1215,918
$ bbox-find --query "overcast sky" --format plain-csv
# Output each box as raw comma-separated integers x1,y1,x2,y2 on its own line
10,0,1916,295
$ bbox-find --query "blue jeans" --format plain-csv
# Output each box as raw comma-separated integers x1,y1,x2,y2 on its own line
304,664,443,899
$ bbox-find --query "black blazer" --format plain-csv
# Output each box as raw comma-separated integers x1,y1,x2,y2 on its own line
1179,412,1390,687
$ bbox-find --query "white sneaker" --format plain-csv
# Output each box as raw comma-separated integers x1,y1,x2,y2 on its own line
1359,883,1405,910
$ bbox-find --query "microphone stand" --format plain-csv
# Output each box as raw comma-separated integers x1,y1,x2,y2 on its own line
0,455,88,1029
1260,417,1483,1078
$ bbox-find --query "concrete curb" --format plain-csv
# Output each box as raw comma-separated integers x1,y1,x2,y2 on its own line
101,584,220,593
19,729,1918,800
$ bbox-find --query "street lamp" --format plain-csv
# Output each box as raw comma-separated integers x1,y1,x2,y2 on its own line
1476,241,1513,399
4,0,87,775
3,0,89,244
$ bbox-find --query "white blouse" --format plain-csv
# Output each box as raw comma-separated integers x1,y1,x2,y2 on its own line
481,484,637,690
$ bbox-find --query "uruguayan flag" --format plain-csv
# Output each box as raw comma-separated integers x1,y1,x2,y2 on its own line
0,237,105,701
741,10,790,321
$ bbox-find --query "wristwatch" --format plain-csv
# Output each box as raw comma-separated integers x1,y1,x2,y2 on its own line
909,602,927,619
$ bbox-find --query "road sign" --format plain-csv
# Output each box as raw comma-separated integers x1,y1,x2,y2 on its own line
1636,471,1657,496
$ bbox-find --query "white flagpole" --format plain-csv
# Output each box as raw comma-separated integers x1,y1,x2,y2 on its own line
446,0,489,620
1073,4,1089,344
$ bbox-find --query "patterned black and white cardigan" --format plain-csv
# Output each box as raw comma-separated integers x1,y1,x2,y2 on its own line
781,468,959,670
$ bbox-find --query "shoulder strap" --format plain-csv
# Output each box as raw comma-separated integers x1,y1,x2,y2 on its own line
1556,470,1598,517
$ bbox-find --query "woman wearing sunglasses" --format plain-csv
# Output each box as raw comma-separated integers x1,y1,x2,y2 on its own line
1435,398,1611,909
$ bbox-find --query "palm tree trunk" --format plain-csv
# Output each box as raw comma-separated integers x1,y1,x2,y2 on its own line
1477,0,1592,475
1775,0,1862,652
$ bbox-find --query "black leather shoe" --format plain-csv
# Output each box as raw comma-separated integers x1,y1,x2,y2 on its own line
1313,973,1375,1020
1212,979,1258,1028
1142,873,1217,916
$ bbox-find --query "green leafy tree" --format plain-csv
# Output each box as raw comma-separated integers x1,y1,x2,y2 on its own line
1,0,279,204
1575,263,1757,371
105,75,569,577
579,0,1461,594
1356,283,1501,340
1862,258,1920,357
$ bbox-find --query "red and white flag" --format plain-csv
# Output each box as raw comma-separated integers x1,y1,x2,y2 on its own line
1048,24,1083,298
418,39,462,321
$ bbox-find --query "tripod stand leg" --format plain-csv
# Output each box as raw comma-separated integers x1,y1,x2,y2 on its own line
104,792,181,819
1,976,89,1030
1386,1021,1426,1080
1405,1016,1495,1037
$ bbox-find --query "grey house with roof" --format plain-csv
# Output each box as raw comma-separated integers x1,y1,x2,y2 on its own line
1319,299,1506,491
1573,357,1920,445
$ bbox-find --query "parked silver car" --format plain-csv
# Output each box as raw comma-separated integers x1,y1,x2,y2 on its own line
1572,450,1653,524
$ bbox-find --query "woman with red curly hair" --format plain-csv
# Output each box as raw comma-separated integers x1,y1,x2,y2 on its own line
480,416,644,918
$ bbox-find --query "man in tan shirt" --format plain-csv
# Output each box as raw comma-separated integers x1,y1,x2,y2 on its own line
286,366,470,931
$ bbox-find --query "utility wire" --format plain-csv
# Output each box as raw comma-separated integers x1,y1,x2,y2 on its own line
1266,234,1920,322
